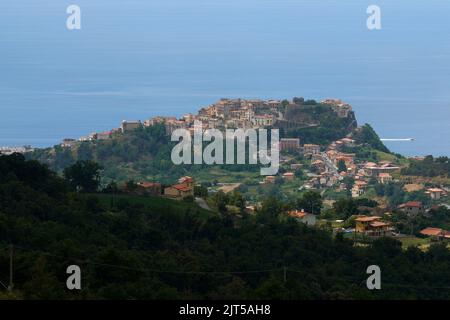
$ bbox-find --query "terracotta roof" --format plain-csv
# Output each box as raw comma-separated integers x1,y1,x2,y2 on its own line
178,176,193,183
172,184,192,192
420,227,445,237
380,163,399,169
399,201,422,208
288,209,311,219
365,162,377,167
370,221,390,228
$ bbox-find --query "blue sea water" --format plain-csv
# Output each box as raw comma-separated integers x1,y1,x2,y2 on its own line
0,0,449,156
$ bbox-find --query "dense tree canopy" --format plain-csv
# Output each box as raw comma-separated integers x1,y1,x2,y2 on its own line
353,124,390,153
1,155,450,300
64,160,103,193
402,155,450,177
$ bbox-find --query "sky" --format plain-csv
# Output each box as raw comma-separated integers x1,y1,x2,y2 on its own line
1,0,449,156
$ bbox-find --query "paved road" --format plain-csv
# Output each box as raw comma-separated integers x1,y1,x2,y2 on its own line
320,152,340,178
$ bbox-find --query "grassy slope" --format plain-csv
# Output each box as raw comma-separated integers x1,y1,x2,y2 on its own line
94,193,215,221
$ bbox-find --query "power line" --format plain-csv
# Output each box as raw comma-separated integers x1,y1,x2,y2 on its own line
8,244,13,292
287,268,450,290
0,279,8,290
11,244,283,275
4,244,450,291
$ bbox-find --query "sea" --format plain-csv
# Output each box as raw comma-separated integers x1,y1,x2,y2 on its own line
1,0,449,156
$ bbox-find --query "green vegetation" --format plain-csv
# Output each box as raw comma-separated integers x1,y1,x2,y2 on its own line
392,206,450,236
284,104,356,145
374,183,431,207
64,160,103,192
353,124,390,153
402,155,450,177
337,159,347,173
296,190,323,214
1,154,450,299
29,124,179,183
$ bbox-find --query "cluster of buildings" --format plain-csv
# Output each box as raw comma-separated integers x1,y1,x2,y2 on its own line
351,196,449,239
292,133,406,196
350,161,401,197
262,140,325,185
0,146,34,155
320,99,354,118
263,172,295,184
126,176,195,199
300,138,356,190
163,176,195,198
58,97,353,149
138,98,283,137
61,129,121,147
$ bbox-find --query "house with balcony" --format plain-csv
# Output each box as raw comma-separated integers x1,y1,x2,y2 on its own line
355,216,393,237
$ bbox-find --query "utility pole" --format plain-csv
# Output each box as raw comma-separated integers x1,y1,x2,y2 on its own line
8,244,13,292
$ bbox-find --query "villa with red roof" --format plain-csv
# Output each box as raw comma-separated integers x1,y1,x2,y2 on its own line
420,227,450,242
355,216,393,237
397,201,423,216
164,176,194,198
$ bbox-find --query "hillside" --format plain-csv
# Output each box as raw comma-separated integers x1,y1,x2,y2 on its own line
281,102,358,146
28,124,184,184
2,154,450,299
27,98,366,184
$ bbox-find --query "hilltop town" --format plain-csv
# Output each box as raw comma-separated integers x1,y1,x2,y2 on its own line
1,97,450,301
7,97,450,248
55,97,354,147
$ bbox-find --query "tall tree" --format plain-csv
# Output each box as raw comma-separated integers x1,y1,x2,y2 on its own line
337,159,347,173
63,160,103,192
297,191,323,214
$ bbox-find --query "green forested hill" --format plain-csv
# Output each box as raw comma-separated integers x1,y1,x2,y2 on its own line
1,154,450,299
283,103,357,146
28,124,185,184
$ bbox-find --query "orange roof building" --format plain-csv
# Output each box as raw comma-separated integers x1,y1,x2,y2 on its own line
355,216,393,237
420,227,450,241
